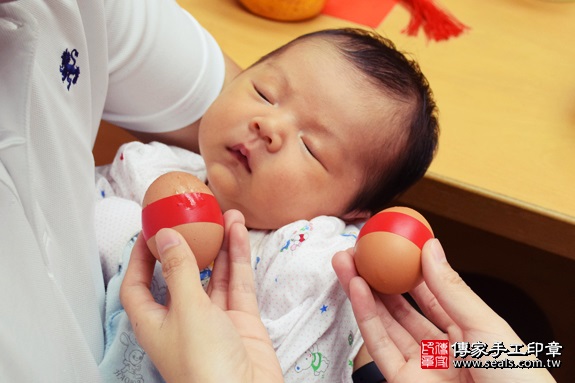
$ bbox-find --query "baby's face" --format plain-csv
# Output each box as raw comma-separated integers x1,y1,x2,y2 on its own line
199,40,392,229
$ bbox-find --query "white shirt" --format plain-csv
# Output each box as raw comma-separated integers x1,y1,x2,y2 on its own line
0,0,224,381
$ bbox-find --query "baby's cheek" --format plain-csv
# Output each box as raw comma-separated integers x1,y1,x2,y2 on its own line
206,165,242,206
237,189,296,230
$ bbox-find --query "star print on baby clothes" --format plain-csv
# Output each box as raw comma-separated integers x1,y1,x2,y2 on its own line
60,48,80,90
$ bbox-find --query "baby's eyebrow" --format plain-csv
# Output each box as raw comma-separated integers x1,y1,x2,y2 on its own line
307,116,330,137
263,61,292,94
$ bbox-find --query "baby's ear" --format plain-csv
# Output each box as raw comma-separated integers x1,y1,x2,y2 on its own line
341,209,370,224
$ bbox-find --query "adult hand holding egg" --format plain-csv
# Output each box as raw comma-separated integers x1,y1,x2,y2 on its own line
333,210,557,383
122,210,284,383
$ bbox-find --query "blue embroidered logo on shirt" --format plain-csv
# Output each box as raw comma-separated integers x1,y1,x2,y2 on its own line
60,49,80,90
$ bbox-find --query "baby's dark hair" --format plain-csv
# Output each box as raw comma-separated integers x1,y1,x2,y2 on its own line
257,28,439,217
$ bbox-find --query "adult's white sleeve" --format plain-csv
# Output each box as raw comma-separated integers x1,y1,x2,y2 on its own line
102,0,225,133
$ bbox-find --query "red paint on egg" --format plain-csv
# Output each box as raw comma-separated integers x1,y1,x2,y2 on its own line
354,207,434,294
141,171,224,270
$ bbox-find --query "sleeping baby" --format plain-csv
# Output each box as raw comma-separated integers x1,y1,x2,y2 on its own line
96,27,438,383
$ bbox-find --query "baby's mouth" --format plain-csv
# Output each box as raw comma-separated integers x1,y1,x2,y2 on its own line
229,144,251,173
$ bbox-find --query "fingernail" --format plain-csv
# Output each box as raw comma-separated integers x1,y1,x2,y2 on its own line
156,229,181,254
429,238,447,263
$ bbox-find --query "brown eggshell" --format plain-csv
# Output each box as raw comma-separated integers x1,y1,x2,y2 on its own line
143,171,211,204
142,171,224,270
354,207,433,294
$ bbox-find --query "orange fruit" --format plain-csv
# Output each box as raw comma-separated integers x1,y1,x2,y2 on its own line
239,0,326,21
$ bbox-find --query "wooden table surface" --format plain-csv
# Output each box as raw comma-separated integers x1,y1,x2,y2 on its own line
173,0,575,259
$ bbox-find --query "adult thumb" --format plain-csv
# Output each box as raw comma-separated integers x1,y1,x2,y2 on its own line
155,228,202,307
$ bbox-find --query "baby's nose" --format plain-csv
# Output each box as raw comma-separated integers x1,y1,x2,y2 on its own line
251,118,285,153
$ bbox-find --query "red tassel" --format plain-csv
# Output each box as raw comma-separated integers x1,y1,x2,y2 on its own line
400,0,469,41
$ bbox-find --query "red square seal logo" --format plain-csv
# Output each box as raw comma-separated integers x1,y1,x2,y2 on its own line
421,340,450,369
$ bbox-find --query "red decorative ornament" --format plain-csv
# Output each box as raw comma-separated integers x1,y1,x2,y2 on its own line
400,0,469,41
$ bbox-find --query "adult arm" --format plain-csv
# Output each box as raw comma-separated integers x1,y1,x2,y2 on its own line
125,54,241,153
103,0,241,153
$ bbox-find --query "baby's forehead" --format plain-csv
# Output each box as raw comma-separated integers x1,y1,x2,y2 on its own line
258,42,384,97
259,37,352,69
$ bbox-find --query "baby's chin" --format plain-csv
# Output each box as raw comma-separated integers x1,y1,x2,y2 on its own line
209,194,277,231
230,206,291,231
207,185,283,231
243,209,324,231
237,211,283,231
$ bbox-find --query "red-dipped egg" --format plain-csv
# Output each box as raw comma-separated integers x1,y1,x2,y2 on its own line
354,206,434,294
141,171,224,269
